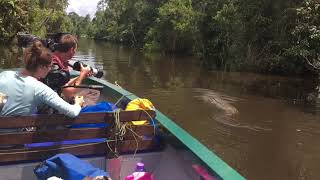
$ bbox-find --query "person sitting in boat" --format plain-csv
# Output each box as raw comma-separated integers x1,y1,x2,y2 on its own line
45,34,93,102
0,40,84,118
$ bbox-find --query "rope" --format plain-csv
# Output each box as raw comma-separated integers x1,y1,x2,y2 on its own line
113,81,134,107
114,81,122,88
114,109,127,141
141,109,157,136
112,109,142,159
126,125,139,159
110,106,156,159
106,139,119,158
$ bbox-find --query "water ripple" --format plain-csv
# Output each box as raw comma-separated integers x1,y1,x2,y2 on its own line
193,88,272,132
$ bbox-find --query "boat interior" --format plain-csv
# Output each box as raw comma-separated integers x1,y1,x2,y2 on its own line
0,109,216,180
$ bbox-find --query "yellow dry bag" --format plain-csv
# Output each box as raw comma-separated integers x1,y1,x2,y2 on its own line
125,98,155,125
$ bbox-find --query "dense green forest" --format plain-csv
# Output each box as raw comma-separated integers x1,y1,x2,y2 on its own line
0,0,319,76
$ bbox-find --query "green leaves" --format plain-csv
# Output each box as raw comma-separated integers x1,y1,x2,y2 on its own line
0,0,29,42
158,0,196,33
0,0,71,42
287,0,320,70
143,0,198,52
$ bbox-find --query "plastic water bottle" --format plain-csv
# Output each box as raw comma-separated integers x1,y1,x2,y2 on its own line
135,162,145,172
125,162,155,180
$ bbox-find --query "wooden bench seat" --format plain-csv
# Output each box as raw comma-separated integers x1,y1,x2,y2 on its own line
0,110,160,164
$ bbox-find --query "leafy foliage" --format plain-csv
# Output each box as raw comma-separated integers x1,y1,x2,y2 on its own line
285,0,320,72
1,0,319,76
0,0,29,42
144,0,198,53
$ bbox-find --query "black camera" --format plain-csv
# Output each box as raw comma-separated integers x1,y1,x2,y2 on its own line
17,32,69,52
71,61,104,78
17,33,40,48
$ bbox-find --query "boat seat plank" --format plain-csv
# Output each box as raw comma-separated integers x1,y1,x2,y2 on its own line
0,139,159,164
0,110,160,163
0,128,108,144
0,125,156,145
0,143,107,163
0,110,156,128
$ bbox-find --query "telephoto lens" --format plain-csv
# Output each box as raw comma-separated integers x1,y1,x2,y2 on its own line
72,61,104,78
17,33,40,48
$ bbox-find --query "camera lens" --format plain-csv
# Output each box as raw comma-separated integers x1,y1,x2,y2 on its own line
17,33,39,48
72,61,104,78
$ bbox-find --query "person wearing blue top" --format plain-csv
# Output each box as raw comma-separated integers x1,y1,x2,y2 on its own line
0,40,84,118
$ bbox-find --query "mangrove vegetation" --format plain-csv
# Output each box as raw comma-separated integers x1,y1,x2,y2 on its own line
0,0,319,76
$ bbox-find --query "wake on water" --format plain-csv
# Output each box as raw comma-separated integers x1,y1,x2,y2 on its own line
193,88,271,132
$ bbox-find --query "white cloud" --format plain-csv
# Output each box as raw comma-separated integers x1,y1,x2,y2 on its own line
66,0,100,18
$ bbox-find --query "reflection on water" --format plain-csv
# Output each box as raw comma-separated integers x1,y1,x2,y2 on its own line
1,39,320,180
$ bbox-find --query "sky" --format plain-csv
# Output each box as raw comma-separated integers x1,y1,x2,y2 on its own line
66,0,100,18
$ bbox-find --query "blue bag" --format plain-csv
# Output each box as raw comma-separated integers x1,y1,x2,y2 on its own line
80,101,117,113
71,101,118,128
34,153,109,180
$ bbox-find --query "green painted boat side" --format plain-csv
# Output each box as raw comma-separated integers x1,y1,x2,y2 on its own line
84,74,246,180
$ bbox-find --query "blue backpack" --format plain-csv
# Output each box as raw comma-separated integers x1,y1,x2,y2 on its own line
34,153,109,180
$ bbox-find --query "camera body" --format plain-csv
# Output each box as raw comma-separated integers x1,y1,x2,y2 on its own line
72,61,104,78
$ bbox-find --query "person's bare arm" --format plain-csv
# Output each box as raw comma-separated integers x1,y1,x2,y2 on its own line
65,77,78,86
65,64,92,86
62,64,92,100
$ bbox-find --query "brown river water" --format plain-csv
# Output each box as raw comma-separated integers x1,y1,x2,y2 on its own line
1,39,320,180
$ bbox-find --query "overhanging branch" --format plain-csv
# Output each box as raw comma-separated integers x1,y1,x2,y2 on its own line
303,55,320,70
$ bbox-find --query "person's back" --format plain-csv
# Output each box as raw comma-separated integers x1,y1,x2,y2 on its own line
0,71,38,116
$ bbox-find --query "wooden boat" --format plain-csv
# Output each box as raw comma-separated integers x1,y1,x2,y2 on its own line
0,71,246,180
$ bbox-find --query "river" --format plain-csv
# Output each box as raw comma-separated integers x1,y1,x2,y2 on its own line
2,38,320,180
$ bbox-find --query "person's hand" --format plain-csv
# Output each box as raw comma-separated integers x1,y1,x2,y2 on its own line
80,63,93,77
74,95,85,107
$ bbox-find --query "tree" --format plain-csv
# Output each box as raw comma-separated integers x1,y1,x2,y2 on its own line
0,0,29,42
144,0,198,53
286,0,320,73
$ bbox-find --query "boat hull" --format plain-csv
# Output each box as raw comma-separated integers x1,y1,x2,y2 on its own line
0,70,245,180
